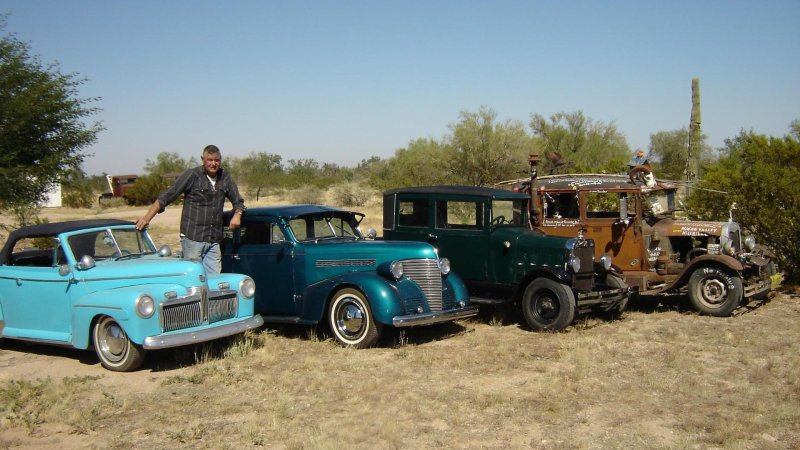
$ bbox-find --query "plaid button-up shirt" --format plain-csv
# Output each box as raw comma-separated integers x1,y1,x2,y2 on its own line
157,166,245,243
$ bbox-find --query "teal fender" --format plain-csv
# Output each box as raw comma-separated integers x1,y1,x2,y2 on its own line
70,283,185,349
443,271,470,303
301,272,408,326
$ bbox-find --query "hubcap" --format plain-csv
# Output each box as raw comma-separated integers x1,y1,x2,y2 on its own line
100,321,127,362
335,299,365,338
535,295,559,320
701,279,727,305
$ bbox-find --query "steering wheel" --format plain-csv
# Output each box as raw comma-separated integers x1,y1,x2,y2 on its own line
492,215,507,226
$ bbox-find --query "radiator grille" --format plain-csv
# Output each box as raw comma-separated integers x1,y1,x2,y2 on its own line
402,259,443,311
572,244,595,291
160,287,238,332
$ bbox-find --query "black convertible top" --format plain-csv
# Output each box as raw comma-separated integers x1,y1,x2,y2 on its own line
0,219,133,265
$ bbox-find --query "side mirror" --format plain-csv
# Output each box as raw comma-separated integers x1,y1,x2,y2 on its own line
158,245,172,257
366,228,377,240
76,255,96,270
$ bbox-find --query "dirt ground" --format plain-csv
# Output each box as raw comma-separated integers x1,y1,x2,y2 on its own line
1,205,798,449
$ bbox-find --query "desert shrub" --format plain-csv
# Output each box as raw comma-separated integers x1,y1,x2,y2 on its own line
331,182,371,207
62,188,95,208
125,174,171,206
289,185,321,204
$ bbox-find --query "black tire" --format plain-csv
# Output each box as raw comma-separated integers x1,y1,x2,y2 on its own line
92,316,146,371
328,288,382,348
687,266,743,316
521,278,576,331
603,274,628,320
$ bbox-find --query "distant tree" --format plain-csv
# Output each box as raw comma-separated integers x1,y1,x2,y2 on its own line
686,129,800,280
143,152,196,176
124,173,170,206
448,106,531,185
60,167,95,208
529,111,629,174
648,129,714,180
235,152,284,199
369,138,454,190
0,19,103,209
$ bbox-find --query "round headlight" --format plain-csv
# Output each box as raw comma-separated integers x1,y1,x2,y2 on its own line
390,261,404,280
136,295,155,318
744,235,756,251
438,258,451,275
239,277,256,299
723,241,736,256
600,255,612,271
569,256,581,272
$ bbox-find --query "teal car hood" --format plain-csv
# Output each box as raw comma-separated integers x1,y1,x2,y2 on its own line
73,256,207,291
302,239,439,262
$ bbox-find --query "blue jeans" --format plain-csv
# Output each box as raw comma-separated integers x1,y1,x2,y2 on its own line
181,237,221,275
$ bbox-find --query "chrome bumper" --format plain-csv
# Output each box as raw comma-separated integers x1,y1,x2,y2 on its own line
142,315,264,350
392,305,479,328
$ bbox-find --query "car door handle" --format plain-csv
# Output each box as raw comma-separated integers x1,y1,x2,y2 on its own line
231,254,240,262
427,234,438,243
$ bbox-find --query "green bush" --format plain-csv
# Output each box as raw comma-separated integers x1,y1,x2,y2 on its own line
289,185,321,204
687,131,800,280
331,182,371,207
125,174,171,206
62,188,95,208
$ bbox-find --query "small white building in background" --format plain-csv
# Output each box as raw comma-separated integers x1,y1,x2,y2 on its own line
42,182,62,208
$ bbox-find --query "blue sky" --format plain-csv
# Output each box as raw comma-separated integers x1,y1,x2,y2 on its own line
3,1,799,175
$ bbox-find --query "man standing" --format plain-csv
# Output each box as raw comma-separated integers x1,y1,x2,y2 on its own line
135,145,245,274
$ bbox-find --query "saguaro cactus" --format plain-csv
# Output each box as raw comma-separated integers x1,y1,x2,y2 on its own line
686,78,701,190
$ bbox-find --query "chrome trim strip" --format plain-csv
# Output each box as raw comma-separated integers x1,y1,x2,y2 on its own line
315,259,376,268
392,305,478,328
142,315,264,350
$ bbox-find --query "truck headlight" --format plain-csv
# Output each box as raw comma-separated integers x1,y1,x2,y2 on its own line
723,241,736,256
136,295,155,318
569,256,581,272
438,258,451,275
599,255,612,271
744,235,756,251
390,261,404,280
239,277,256,299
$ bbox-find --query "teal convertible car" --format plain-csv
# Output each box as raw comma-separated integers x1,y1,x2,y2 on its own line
0,219,263,371
222,205,476,348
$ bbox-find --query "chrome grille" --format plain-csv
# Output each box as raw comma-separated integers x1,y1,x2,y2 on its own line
402,259,443,311
209,292,238,323
161,298,204,332
160,287,238,332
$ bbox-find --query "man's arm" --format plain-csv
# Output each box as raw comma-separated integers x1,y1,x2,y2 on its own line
135,200,163,230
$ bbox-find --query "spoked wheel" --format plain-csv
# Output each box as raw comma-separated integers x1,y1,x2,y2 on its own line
328,288,382,348
688,266,743,317
93,316,146,371
521,278,576,331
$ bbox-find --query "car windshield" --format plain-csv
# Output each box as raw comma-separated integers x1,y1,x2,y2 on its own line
68,228,157,261
287,213,361,242
491,199,528,226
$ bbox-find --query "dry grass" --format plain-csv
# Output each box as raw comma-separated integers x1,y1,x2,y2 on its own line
1,192,798,449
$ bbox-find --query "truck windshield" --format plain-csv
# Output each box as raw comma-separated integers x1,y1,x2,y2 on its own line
491,199,528,226
643,190,676,216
